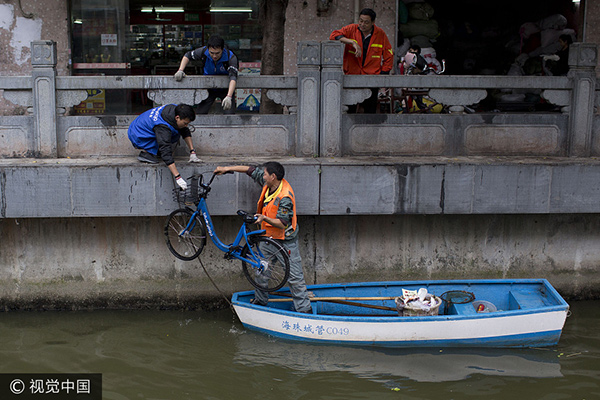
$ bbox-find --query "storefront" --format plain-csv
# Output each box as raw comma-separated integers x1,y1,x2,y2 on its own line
66,0,584,114
69,0,262,114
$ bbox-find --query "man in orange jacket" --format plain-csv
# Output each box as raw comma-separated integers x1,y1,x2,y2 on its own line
214,162,312,314
330,8,393,113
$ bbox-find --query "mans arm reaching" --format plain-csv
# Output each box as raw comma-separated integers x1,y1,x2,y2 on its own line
174,35,239,112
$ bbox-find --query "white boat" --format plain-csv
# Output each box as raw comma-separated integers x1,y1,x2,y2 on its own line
231,279,569,348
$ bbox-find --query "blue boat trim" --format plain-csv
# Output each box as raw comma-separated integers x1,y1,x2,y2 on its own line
240,323,564,348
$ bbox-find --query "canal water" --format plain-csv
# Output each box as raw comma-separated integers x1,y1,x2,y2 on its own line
0,300,597,399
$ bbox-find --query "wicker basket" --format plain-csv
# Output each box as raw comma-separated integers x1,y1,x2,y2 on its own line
396,295,441,317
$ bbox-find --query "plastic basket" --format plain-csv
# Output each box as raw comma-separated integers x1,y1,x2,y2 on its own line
173,177,202,205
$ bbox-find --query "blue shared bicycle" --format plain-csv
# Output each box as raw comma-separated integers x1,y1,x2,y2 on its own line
164,173,290,292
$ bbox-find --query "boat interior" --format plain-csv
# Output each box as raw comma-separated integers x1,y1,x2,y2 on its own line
236,282,564,317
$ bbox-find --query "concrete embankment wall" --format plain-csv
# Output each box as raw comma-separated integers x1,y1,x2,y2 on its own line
1,213,598,310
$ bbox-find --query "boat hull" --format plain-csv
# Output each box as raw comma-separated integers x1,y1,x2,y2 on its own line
231,279,569,348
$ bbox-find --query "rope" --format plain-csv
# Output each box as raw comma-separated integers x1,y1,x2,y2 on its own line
169,172,235,312
196,255,234,309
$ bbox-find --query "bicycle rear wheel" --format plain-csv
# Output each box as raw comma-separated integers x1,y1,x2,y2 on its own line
164,208,206,261
241,236,290,292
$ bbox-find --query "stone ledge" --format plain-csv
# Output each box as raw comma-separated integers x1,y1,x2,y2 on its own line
3,156,600,217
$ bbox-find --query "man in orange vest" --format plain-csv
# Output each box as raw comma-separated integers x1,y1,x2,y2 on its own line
214,162,312,313
330,8,393,113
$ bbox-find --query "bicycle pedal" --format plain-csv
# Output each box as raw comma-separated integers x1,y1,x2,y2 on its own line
224,246,242,260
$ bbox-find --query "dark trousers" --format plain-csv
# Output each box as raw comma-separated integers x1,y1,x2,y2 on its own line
197,88,235,114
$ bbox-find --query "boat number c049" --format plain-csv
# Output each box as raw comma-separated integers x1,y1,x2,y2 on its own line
281,320,350,336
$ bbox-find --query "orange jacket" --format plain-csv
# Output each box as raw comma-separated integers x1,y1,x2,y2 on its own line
256,179,297,240
330,24,393,75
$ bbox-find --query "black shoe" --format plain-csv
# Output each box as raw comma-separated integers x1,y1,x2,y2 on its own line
137,151,159,164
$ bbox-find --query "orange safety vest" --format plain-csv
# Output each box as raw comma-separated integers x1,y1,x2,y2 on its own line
329,24,393,75
256,179,297,240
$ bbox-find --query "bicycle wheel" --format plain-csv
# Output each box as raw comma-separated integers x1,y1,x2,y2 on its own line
241,236,290,292
164,208,206,261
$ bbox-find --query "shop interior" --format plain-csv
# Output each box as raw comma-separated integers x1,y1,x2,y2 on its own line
401,0,581,75
393,0,582,112
70,0,261,114
68,0,583,114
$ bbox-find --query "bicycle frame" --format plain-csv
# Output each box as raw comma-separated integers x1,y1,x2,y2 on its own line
181,191,267,270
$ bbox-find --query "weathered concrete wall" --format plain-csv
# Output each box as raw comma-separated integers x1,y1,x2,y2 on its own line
6,157,600,218
1,213,598,310
312,214,600,300
1,156,600,308
0,0,69,115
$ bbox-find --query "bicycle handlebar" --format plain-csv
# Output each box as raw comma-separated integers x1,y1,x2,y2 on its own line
186,171,234,193
237,209,258,224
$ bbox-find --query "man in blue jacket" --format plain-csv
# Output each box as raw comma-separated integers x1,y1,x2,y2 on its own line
174,35,239,114
127,103,200,189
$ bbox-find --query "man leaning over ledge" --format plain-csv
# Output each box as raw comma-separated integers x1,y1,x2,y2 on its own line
330,8,393,113
127,103,201,190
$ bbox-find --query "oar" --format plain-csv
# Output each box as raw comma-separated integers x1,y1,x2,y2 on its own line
269,296,397,302
269,292,398,312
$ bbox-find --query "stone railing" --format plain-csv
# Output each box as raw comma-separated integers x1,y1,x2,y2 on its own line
0,40,598,159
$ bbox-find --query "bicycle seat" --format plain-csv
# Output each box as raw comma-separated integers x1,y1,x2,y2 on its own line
237,210,257,224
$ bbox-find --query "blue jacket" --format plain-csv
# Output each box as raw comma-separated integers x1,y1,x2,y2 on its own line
184,46,239,80
128,104,188,164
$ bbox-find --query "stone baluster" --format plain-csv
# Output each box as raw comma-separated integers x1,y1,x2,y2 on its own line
567,43,597,157
320,41,344,157
31,40,58,157
296,41,321,157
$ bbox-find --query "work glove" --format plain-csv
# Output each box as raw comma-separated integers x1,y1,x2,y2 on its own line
176,176,187,190
174,70,186,81
189,153,201,163
221,95,233,111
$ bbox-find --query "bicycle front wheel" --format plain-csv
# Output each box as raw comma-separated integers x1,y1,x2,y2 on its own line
241,236,290,292
164,208,206,261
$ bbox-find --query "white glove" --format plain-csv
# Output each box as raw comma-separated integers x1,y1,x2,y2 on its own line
221,95,233,110
189,153,201,163
176,176,187,190
174,70,186,81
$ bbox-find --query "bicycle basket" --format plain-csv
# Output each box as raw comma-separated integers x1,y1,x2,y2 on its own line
173,176,201,205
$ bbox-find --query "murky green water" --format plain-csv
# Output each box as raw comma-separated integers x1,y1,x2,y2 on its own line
0,301,598,399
